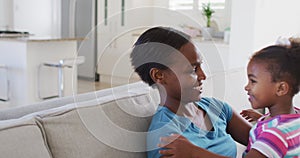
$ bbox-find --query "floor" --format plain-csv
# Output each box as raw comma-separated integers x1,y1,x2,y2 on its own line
0,78,138,110
77,79,114,94
77,78,140,94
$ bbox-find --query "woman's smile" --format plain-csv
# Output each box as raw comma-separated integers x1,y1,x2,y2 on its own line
193,83,203,94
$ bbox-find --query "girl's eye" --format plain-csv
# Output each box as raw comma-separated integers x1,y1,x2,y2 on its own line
250,79,256,83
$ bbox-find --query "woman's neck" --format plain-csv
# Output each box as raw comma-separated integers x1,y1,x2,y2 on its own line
161,95,201,118
162,98,214,131
160,94,193,114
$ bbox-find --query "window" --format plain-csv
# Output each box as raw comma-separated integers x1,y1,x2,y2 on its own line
169,0,225,10
169,0,194,10
198,0,225,9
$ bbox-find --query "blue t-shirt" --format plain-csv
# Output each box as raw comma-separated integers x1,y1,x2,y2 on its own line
147,97,237,158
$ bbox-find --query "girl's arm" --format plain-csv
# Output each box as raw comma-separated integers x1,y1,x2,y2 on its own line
244,149,267,158
240,109,263,122
226,110,252,146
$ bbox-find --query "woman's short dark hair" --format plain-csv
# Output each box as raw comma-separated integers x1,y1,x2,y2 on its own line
130,27,191,86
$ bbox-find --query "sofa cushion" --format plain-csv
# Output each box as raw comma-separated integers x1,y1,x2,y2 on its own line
0,117,52,158
38,86,159,158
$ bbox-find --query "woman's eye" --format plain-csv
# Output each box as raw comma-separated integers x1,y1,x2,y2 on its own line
187,65,199,74
193,68,197,72
194,66,199,72
191,67,197,73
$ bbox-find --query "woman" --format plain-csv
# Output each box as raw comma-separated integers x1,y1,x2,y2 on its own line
130,26,251,158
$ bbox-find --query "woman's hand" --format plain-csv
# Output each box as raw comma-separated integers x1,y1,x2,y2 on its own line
158,134,198,158
158,134,228,158
240,109,263,122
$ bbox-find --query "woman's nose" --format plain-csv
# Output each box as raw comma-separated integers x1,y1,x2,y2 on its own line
197,68,206,81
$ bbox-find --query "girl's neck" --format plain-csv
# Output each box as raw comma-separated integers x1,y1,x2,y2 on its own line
268,98,295,117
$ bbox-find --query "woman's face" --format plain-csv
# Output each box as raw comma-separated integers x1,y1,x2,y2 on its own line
245,60,278,109
163,42,206,103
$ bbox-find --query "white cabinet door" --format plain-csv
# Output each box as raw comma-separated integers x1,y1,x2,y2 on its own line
97,0,126,84
0,0,14,30
97,0,154,84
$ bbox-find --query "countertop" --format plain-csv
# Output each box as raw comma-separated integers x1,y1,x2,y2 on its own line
132,33,228,46
0,36,85,42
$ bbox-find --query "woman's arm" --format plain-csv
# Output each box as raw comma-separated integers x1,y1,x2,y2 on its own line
158,134,229,158
226,110,252,146
158,134,267,158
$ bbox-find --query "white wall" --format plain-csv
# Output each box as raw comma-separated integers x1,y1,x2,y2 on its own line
253,0,300,50
229,0,300,69
228,0,256,69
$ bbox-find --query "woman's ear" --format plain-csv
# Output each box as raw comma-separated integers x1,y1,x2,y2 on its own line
150,68,165,84
276,81,289,96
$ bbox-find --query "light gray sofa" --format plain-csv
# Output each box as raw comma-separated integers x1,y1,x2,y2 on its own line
0,81,160,158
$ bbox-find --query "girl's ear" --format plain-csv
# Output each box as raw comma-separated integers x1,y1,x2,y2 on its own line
150,68,165,84
276,81,289,96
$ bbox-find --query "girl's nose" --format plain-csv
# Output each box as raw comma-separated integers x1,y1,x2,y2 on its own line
244,83,249,91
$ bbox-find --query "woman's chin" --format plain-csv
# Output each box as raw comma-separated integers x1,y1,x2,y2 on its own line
186,94,202,102
180,90,202,103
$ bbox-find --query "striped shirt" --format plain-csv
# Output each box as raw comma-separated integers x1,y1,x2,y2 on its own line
244,107,300,158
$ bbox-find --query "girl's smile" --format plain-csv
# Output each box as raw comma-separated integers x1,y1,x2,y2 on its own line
245,60,278,109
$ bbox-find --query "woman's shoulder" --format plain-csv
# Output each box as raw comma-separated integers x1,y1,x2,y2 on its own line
197,97,230,108
149,106,189,132
152,106,175,121
196,97,233,118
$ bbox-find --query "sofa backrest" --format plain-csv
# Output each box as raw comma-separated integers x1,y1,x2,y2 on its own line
34,84,159,158
0,81,160,157
0,81,151,120
0,82,159,158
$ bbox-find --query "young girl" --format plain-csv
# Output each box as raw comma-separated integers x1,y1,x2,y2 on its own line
242,39,300,157
159,38,300,158
130,27,251,158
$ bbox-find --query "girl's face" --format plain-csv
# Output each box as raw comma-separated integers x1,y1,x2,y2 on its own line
245,60,278,109
163,42,206,103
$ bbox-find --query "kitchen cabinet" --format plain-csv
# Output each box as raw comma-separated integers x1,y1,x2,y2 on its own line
97,0,154,84
0,37,80,108
0,0,58,37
